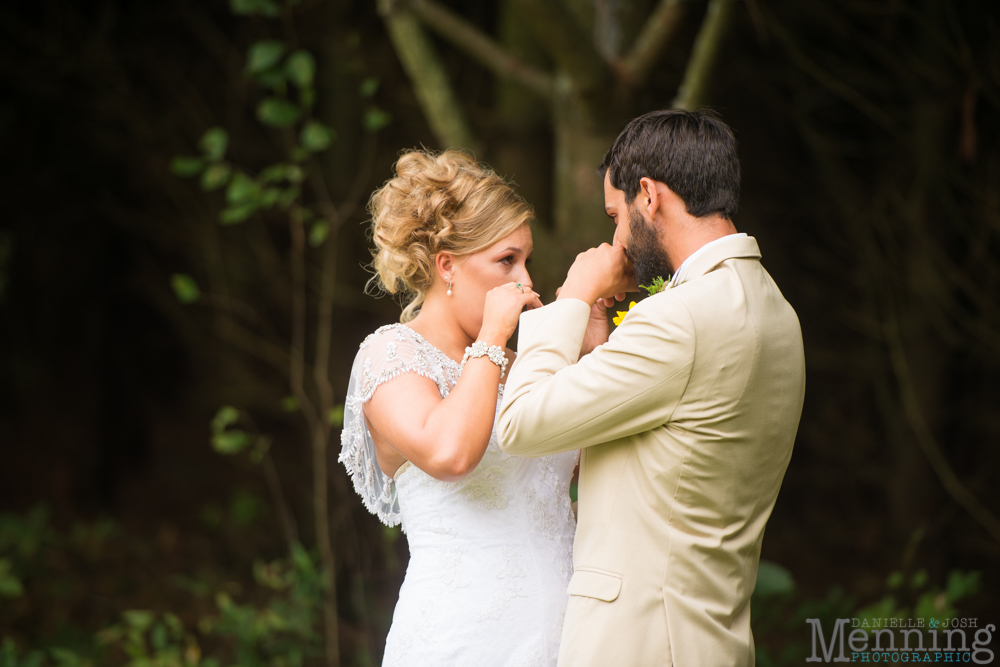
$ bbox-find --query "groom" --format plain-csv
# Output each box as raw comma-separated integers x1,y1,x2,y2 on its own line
497,109,806,666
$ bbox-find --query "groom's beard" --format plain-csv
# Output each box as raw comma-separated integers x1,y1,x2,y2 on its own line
626,205,673,289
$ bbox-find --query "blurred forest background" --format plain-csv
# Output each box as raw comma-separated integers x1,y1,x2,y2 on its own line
1,0,998,665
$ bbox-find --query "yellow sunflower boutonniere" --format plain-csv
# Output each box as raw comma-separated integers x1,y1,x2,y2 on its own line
612,276,671,327
612,301,637,326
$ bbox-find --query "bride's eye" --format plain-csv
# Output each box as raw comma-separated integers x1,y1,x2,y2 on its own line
500,255,514,265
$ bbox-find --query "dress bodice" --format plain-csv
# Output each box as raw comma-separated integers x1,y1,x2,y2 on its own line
339,324,579,665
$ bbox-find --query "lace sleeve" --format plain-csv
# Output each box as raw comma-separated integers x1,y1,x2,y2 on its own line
338,325,454,528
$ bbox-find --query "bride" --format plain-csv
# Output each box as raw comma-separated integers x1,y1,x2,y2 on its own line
339,149,578,665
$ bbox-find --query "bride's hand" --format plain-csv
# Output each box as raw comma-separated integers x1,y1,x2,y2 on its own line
479,282,543,346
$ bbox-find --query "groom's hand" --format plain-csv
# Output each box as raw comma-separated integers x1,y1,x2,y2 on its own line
556,243,636,306
579,298,610,358
554,284,613,356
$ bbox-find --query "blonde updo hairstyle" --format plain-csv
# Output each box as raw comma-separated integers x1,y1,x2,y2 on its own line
369,149,533,322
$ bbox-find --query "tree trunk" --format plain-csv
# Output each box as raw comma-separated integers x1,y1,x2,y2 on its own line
550,83,619,252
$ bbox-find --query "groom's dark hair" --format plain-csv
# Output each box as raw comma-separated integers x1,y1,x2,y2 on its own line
599,109,740,220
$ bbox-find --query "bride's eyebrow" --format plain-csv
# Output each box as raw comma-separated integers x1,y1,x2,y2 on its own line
497,246,523,255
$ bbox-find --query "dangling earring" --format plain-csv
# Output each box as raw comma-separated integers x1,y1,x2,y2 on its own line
446,280,453,296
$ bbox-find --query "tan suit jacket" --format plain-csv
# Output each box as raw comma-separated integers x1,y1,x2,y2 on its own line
498,235,805,666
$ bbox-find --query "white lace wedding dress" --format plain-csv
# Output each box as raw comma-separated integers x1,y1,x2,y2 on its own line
339,324,578,666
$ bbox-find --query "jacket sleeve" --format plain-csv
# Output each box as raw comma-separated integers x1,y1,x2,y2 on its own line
497,296,695,457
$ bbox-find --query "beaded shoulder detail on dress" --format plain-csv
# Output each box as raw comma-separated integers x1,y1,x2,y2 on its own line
356,324,461,400
338,324,462,528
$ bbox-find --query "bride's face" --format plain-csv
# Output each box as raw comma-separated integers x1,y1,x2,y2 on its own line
448,223,534,339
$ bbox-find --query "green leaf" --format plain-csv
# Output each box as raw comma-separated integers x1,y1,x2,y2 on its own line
0,559,23,598
277,186,301,209
257,98,301,128
220,202,259,225
290,542,313,572
212,430,252,455
211,406,240,434
226,171,259,205
249,436,270,464
5,642,45,667
170,156,204,177
150,622,168,651
0,575,23,598
200,162,231,191
300,120,335,152
170,274,201,304
363,107,392,132
308,221,329,247
325,405,345,427
214,591,232,611
259,188,281,207
254,560,290,591
230,491,265,527
855,594,902,621
123,610,155,632
229,0,280,16
887,571,904,590
910,569,928,589
639,275,668,296
259,163,290,183
753,560,795,598
281,396,300,412
945,569,981,603
298,85,315,109
199,127,229,161
285,50,315,88
246,40,286,75
95,625,123,646
48,647,86,667
359,76,380,98
163,612,182,636
254,68,287,90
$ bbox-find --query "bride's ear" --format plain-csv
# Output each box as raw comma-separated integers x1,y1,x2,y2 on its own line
435,252,455,284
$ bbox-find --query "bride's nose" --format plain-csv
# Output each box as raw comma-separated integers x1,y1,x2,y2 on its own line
514,268,533,292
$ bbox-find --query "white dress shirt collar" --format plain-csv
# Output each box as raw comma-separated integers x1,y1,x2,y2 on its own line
668,233,747,287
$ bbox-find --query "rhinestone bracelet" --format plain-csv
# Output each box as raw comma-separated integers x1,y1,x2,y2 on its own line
461,341,508,379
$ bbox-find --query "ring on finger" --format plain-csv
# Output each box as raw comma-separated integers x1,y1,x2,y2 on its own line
515,283,524,293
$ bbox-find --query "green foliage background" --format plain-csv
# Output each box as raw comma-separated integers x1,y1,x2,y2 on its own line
0,0,998,664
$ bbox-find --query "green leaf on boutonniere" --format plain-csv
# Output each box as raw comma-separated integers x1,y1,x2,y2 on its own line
639,275,670,296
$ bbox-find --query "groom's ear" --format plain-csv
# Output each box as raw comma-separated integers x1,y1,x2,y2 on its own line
638,177,661,219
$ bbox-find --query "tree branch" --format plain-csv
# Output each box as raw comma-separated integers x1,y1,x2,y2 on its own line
407,0,554,100
882,297,1000,545
261,450,300,549
509,0,609,92
619,0,685,85
377,0,478,151
762,7,899,137
215,318,291,375
673,0,738,110
797,117,1000,547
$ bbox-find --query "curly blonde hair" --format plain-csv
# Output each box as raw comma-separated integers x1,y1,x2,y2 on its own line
368,149,533,322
